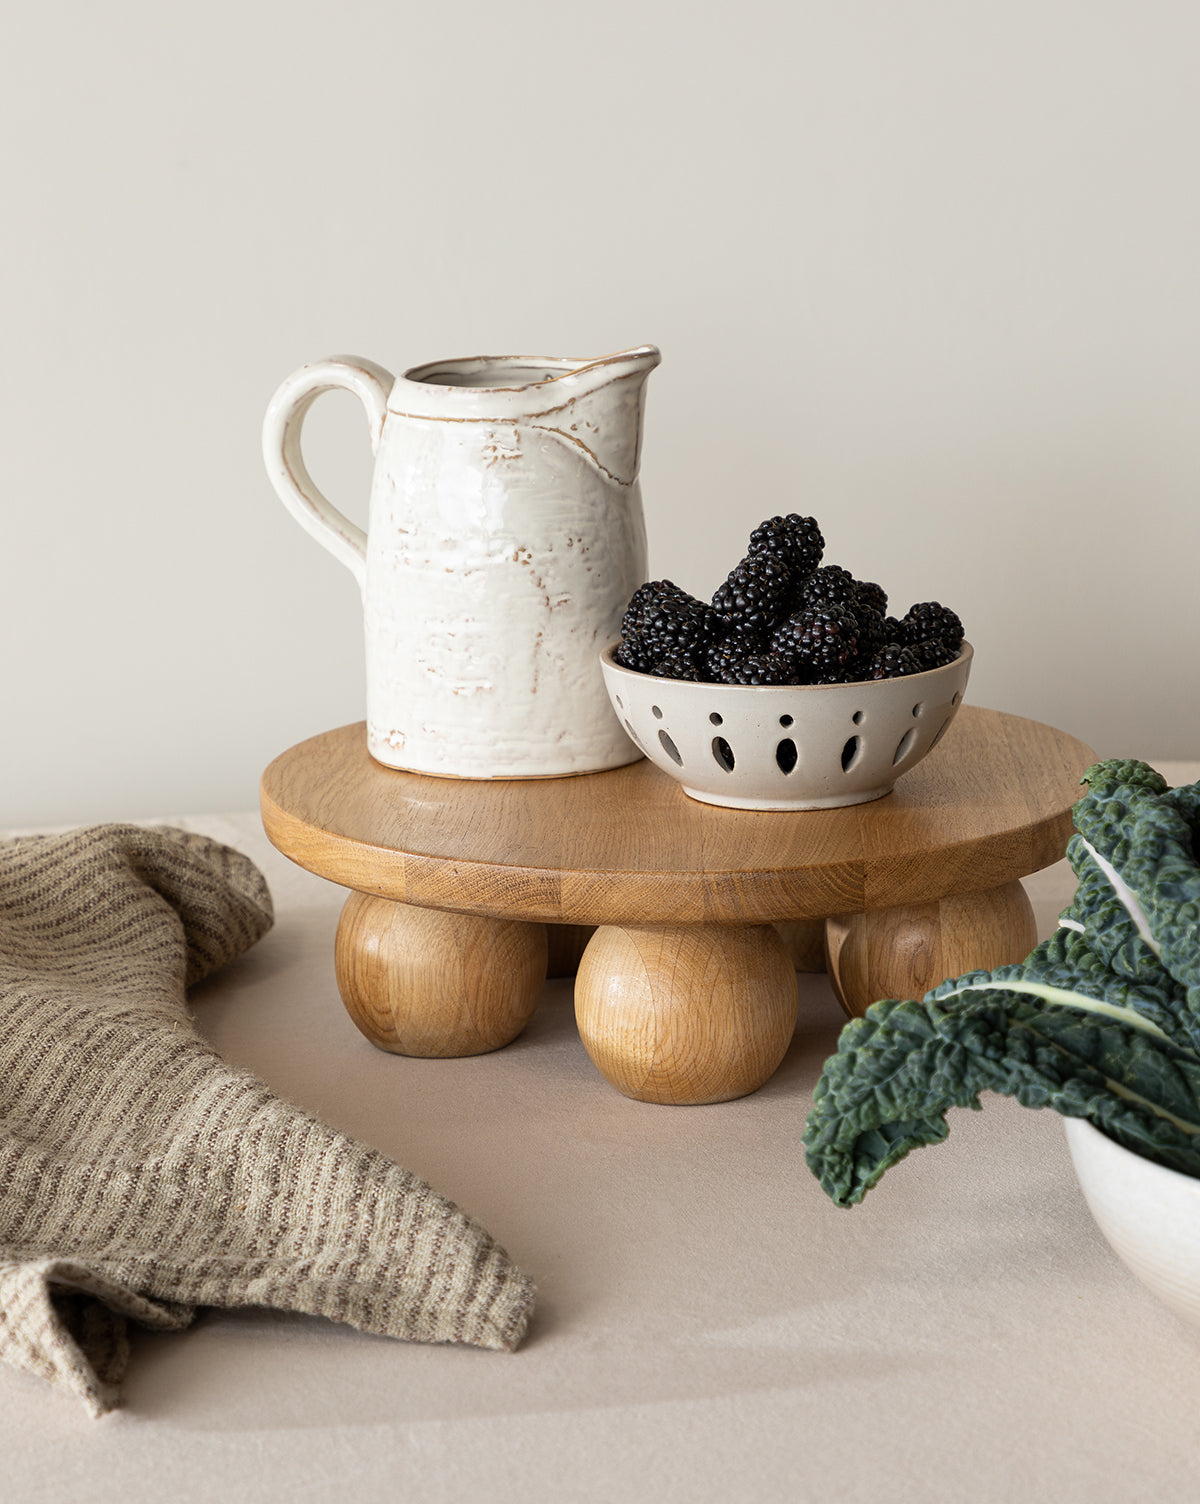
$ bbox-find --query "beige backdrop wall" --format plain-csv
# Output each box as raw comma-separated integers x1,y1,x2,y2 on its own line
3,0,1197,828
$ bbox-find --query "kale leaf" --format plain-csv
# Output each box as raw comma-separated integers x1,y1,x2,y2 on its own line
803,759,1200,1207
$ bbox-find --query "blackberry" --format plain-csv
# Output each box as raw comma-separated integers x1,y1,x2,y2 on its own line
880,614,905,642
621,579,713,636
711,553,793,631
649,641,707,681
714,619,766,655
704,627,765,683
864,643,922,680
770,602,862,680
901,601,963,649
855,579,888,617
626,581,719,663
714,650,796,686
613,637,657,673
794,565,859,613
620,579,673,638
747,514,824,576
847,606,887,676
909,636,961,672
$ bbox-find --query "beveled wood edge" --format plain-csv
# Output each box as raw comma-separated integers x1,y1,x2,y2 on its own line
260,783,1084,927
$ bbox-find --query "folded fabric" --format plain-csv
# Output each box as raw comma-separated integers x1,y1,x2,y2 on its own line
0,824,535,1416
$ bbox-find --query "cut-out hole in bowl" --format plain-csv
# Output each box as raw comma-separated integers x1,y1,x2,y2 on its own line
624,719,644,752
893,728,918,766
709,733,736,770
652,705,663,720
779,714,793,728
658,729,683,765
852,710,864,725
928,717,953,750
709,712,723,726
841,735,862,773
912,702,924,718
952,691,961,706
776,738,797,774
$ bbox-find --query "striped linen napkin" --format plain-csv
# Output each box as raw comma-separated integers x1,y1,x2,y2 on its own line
0,824,534,1415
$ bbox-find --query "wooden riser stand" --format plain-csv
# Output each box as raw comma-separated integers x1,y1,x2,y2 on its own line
262,708,1092,1105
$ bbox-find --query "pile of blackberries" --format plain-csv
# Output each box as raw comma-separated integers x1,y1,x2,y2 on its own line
614,514,964,685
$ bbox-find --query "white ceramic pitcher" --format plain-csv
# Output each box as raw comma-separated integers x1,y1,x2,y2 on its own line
263,346,659,778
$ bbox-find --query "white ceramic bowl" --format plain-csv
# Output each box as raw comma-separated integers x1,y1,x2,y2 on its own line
1065,1117,1200,1328
599,641,973,810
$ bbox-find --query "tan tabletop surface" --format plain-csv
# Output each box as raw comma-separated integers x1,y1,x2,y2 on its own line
5,763,1200,1503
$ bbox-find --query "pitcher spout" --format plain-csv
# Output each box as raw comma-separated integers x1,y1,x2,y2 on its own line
530,344,660,487
562,344,662,393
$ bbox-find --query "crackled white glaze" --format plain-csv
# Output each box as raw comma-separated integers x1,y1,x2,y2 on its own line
263,348,659,777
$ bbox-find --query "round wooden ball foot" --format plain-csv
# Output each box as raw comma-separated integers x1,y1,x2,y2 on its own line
335,892,548,1056
574,923,799,1105
825,879,1038,1020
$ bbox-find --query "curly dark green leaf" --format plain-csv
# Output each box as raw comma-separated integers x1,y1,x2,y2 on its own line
804,759,1200,1206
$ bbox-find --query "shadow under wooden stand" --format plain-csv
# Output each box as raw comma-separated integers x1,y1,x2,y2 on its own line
261,706,1094,1105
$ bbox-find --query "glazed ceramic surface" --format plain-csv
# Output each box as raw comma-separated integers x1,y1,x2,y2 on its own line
263,347,660,778
600,643,973,810
1065,1117,1200,1328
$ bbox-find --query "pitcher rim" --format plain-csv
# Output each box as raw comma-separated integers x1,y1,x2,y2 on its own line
402,345,661,392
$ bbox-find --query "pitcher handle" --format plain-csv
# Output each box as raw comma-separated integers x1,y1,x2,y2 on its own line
262,356,395,592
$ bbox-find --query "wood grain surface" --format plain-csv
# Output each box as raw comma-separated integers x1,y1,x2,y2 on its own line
260,707,1096,926
335,893,547,1056
825,879,1039,1018
574,923,799,1104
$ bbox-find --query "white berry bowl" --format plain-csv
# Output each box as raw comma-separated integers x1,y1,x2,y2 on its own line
1065,1117,1200,1329
599,641,973,810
